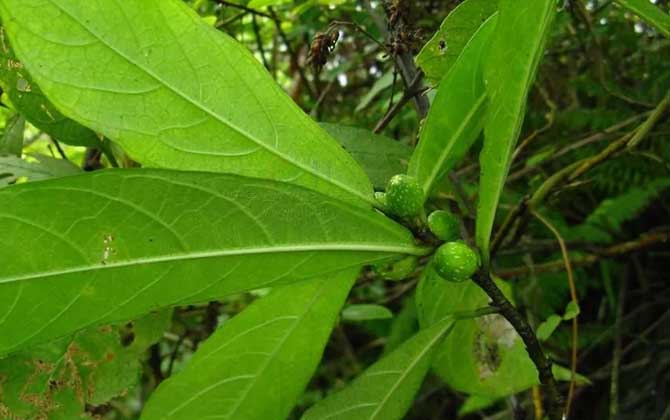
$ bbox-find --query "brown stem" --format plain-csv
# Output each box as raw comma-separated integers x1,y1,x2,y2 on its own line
472,271,564,420
374,71,427,133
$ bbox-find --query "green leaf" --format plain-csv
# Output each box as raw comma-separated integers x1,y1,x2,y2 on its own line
408,15,496,198
0,154,80,186
536,314,562,341
562,301,580,321
458,394,499,416
302,316,455,420
0,311,170,420
475,0,557,267
615,0,670,37
341,304,393,322
383,297,418,356
415,266,538,397
0,0,374,206
416,0,498,84
355,72,394,113
141,271,356,420
551,364,592,386
0,26,101,147
0,113,24,156
0,169,422,356
322,123,411,189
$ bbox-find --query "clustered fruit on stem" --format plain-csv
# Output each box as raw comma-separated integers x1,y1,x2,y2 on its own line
380,174,480,284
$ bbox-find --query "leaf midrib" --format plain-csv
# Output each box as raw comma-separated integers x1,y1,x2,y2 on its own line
478,3,555,254
0,243,427,285
222,280,334,420
368,319,453,420
36,0,373,205
419,93,486,194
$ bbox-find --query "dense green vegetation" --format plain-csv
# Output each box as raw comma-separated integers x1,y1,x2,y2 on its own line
0,0,668,419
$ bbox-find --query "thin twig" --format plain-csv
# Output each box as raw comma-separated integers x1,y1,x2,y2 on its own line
497,231,670,278
609,273,626,420
217,11,246,28
267,7,316,99
533,211,579,417
310,78,336,118
330,20,387,50
374,71,427,133
213,0,273,19
532,385,544,420
627,89,670,148
569,89,669,181
50,138,67,160
251,14,270,70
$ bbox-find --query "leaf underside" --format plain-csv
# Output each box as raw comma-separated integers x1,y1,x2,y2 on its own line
0,169,419,357
475,0,557,266
0,0,374,205
142,271,356,420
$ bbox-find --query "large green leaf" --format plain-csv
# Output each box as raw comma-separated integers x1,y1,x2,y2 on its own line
475,0,556,267
0,26,101,147
0,311,170,420
415,265,537,398
408,15,496,198
0,169,423,356
415,0,498,84
0,0,374,206
321,123,411,189
142,270,356,420
615,0,670,37
301,316,455,420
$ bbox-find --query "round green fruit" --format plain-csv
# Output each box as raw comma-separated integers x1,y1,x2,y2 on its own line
427,210,460,241
433,242,479,282
384,174,424,217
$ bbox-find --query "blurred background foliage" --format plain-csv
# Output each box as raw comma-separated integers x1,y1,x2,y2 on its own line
1,0,669,419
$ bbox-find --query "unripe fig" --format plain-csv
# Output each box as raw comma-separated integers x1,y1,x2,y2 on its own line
427,210,460,241
433,241,479,282
384,174,424,217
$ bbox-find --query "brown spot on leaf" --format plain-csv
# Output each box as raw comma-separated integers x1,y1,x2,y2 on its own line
473,331,501,380
472,314,517,380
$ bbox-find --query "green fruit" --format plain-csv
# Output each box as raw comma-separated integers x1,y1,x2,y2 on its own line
384,174,424,217
427,210,461,241
433,242,479,282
